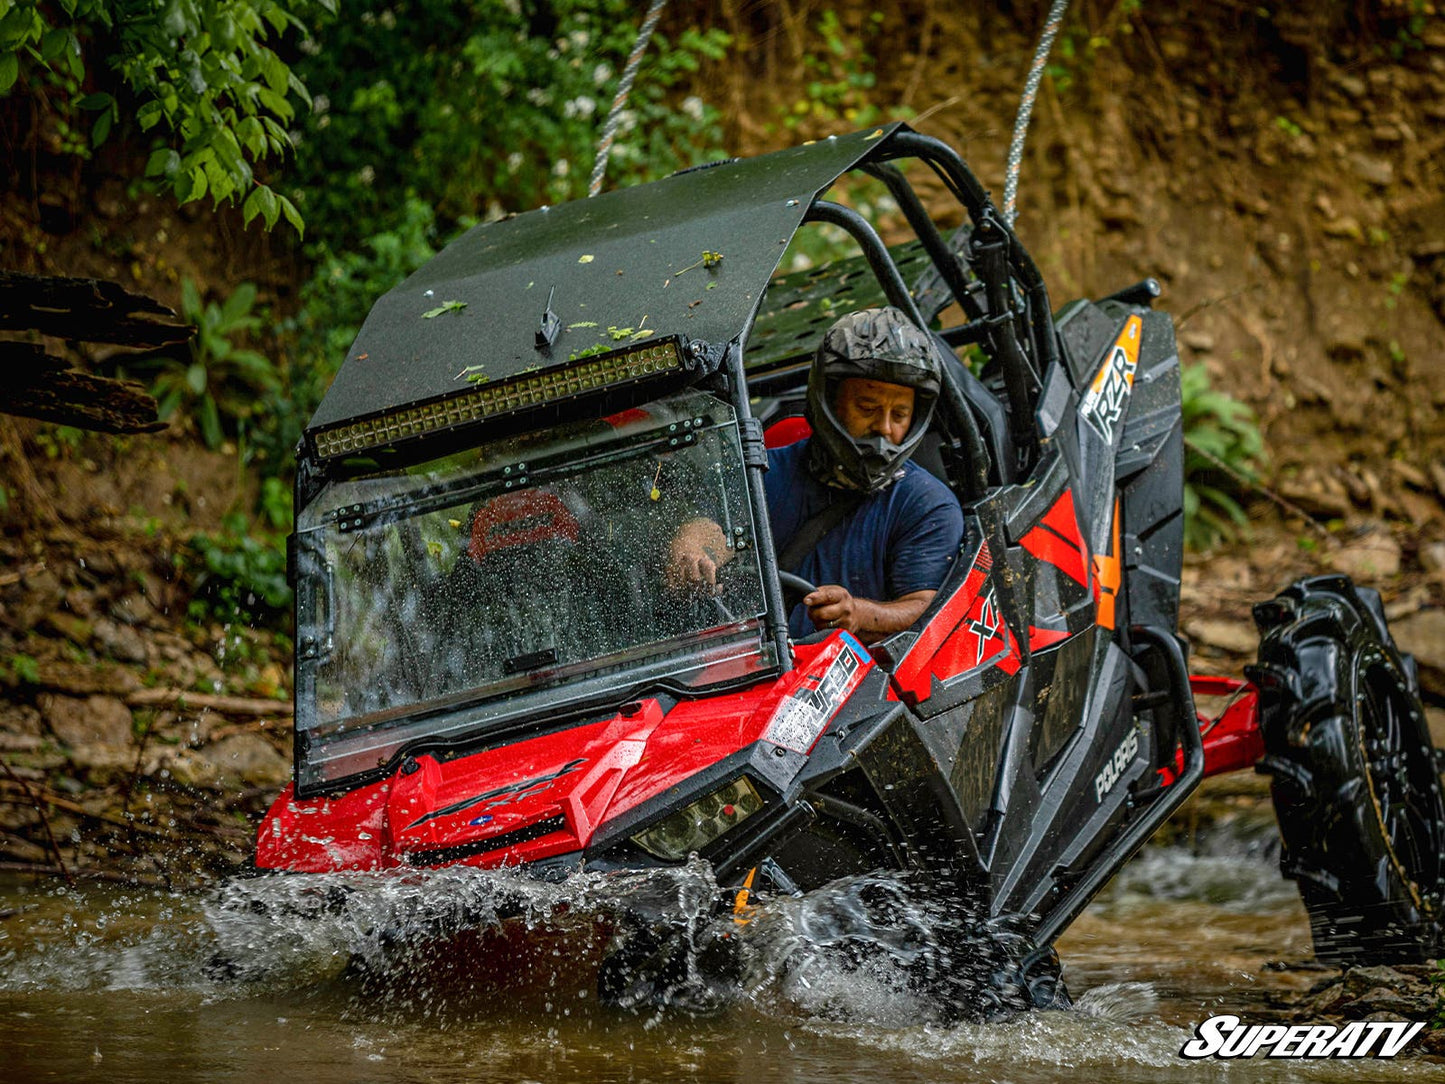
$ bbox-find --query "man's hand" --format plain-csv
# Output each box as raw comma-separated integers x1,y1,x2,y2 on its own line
664,518,731,593
804,585,935,643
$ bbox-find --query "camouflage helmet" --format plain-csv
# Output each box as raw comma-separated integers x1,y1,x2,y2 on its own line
804,306,942,492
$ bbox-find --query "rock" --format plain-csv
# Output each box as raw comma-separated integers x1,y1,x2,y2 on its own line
0,702,42,737
1346,986,1429,1018
1350,153,1394,187
1388,460,1431,491
1185,619,1258,656
1305,982,1348,1015
31,658,140,696
1430,460,1445,501
1322,216,1364,241
39,692,135,750
1392,609,1445,698
10,567,64,629
1332,73,1367,99
92,618,148,664
1328,528,1402,581
40,611,93,645
1420,541,1445,576
1342,965,1409,997
200,733,290,789
157,748,221,789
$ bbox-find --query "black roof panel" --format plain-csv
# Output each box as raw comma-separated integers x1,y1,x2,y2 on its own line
309,124,905,431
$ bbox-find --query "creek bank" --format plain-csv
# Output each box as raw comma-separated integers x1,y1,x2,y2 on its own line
1255,964,1445,1054
0,514,292,886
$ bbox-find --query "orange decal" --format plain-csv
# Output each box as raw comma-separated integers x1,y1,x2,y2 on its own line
1091,499,1123,631
1081,315,1143,444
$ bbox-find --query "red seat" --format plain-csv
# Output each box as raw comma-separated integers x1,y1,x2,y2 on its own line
763,415,811,448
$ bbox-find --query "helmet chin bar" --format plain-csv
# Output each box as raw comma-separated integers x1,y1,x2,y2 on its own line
807,386,937,493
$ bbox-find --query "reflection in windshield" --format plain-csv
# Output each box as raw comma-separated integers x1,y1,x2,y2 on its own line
296,394,768,764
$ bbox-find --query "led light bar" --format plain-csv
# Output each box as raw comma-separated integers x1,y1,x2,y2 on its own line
313,338,684,460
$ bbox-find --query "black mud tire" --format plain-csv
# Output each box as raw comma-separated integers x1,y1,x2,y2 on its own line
1248,574,1445,964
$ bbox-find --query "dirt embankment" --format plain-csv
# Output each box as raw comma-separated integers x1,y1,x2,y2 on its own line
1,2,1444,884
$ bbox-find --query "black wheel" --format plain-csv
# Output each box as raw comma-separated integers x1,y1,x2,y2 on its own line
1248,574,1445,964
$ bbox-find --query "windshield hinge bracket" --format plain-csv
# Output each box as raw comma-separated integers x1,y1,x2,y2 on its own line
739,417,767,469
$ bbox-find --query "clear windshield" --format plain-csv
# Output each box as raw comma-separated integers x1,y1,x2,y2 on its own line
293,392,773,791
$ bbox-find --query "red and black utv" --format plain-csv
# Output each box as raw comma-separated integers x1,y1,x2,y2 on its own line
255,124,1445,1002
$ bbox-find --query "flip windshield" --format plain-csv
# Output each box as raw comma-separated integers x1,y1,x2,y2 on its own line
293,391,774,792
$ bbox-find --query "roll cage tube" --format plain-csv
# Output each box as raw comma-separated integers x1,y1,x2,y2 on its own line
803,200,991,502
720,339,793,670
859,161,986,324
873,132,1065,474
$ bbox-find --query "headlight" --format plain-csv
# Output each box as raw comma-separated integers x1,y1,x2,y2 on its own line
631,777,764,861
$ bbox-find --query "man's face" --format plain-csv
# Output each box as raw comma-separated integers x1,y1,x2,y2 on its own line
834,377,915,445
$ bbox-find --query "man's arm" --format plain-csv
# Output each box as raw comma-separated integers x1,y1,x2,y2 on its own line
804,585,934,644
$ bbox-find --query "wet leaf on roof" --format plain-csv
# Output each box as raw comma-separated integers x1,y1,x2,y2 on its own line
578,254,595,264
423,300,467,318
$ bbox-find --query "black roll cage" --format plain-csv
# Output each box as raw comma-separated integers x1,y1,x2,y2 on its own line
748,130,1063,502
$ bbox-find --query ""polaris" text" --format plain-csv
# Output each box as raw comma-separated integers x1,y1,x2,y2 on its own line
1180,1015,1425,1059
1093,728,1138,802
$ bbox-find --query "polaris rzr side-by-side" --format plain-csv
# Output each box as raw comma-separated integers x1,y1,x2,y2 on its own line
255,124,1445,1007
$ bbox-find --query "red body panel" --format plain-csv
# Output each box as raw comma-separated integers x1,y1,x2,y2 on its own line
1192,674,1265,778
257,635,872,872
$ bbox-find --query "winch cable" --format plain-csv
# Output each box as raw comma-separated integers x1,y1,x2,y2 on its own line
1002,0,1070,225
588,0,669,198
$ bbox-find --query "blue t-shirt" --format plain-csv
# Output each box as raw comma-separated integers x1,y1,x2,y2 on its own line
763,440,966,637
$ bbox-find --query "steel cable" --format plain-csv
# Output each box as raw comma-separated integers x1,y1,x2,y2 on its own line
588,0,669,198
1003,0,1070,226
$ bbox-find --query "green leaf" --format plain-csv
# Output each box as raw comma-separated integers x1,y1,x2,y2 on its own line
145,148,179,177
219,282,257,326
135,99,163,129
90,107,111,147
422,300,467,318
236,115,264,156
186,363,207,395
197,393,223,449
277,193,303,237
40,27,68,61
76,92,112,110
180,278,201,321
0,52,17,93
241,184,277,227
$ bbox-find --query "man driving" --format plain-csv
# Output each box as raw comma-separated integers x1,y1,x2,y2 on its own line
667,306,965,642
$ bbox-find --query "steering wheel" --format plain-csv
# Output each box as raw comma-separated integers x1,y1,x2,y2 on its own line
777,570,817,609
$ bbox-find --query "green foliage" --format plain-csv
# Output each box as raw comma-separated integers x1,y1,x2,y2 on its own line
30,424,84,459
5,652,40,685
783,8,887,131
285,0,730,254
256,195,443,480
1181,361,1266,550
186,511,291,628
133,277,280,449
0,0,325,230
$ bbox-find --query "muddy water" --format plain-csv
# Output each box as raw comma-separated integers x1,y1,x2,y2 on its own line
0,830,1435,1083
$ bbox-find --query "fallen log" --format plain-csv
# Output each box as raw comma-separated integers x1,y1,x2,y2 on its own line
0,271,191,347
0,342,167,433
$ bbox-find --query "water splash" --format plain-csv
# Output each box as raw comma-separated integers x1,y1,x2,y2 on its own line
0,865,1061,1028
